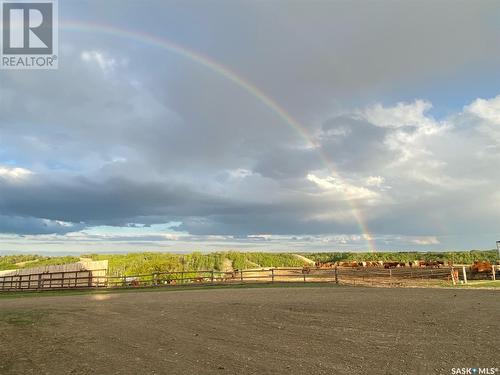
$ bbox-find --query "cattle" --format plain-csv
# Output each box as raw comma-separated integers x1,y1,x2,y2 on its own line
383,262,399,269
124,277,140,287
416,260,444,268
430,261,445,268
471,261,492,273
315,261,336,268
339,261,359,268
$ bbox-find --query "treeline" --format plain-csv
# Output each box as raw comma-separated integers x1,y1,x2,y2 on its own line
86,252,305,276
0,255,79,271
303,250,499,264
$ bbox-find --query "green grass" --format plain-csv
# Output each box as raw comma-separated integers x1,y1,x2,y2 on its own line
456,280,500,288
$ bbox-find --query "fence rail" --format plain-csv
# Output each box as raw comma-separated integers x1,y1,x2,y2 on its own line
0,266,477,292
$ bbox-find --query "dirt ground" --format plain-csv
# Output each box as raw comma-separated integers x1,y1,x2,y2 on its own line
0,285,498,375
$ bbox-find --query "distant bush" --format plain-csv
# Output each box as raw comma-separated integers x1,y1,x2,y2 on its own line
85,251,306,276
302,250,498,264
0,255,81,271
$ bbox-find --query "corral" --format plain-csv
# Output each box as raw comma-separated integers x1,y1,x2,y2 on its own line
1,264,496,292
0,286,498,375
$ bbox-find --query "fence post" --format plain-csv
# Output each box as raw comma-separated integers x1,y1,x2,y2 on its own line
303,272,306,283
211,270,214,284
450,268,456,286
492,265,496,281
462,266,467,284
240,270,243,283
334,267,338,284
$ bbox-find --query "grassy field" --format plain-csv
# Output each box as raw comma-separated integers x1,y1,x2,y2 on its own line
456,280,500,288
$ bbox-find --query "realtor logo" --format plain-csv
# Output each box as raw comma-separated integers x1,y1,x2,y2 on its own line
1,0,58,69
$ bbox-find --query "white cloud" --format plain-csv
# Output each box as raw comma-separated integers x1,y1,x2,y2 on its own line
464,95,500,144
81,50,118,72
465,95,500,125
363,100,435,129
410,236,440,245
307,173,377,200
362,100,450,165
365,176,385,187
0,165,32,180
227,168,253,180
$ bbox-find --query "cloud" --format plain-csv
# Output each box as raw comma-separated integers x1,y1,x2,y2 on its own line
410,237,440,246
365,176,385,188
1,1,500,251
306,174,378,200
81,50,118,72
465,95,500,125
362,100,435,129
0,165,32,180
0,216,84,235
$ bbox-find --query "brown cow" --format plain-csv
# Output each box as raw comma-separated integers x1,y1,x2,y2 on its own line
418,260,443,268
471,261,492,273
339,261,359,267
315,262,336,268
383,262,399,269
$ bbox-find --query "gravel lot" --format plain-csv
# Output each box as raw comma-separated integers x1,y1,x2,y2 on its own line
0,286,498,375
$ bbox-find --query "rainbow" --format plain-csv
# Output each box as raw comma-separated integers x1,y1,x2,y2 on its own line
61,20,376,252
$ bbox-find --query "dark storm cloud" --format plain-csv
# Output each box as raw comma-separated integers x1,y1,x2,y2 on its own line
0,174,248,224
319,116,391,173
0,215,85,235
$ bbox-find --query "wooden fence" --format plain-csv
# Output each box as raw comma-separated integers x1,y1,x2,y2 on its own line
0,269,108,291
0,266,467,292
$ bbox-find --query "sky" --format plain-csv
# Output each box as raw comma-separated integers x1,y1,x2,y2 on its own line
1,0,500,254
